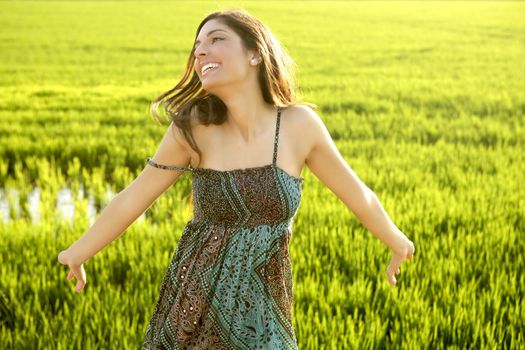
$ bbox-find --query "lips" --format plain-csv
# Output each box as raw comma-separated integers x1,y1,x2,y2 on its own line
201,61,221,76
202,65,219,76
200,60,220,71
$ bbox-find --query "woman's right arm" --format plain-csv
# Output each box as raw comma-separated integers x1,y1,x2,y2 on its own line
60,122,192,266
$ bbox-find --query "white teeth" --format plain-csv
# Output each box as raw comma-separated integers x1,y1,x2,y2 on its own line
202,63,220,74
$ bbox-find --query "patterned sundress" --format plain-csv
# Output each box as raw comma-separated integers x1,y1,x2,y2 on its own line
141,106,304,349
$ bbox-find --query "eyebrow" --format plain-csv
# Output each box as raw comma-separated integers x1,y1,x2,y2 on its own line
194,29,228,47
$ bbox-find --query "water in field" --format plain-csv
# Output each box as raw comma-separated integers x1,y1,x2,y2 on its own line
0,184,147,225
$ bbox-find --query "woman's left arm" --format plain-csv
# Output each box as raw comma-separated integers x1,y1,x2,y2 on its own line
295,106,415,286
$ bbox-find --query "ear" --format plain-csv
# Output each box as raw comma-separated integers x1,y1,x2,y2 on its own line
247,50,261,65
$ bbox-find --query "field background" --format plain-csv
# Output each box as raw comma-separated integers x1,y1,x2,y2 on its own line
1,1,524,349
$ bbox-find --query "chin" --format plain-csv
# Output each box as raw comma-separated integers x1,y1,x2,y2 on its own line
200,79,227,93
200,81,214,90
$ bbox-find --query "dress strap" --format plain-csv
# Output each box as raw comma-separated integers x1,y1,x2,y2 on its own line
272,106,282,165
146,157,193,171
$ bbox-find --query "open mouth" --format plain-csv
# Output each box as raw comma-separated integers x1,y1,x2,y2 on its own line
202,65,220,76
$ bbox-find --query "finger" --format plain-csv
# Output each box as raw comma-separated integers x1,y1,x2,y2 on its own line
67,270,74,281
388,255,403,273
71,266,87,293
387,261,402,286
388,264,401,279
75,280,86,293
80,265,87,282
386,270,397,286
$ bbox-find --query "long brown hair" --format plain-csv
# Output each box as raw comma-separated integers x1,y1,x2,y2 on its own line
150,8,316,167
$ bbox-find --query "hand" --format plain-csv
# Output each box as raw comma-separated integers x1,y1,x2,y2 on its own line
386,239,415,286
58,249,87,293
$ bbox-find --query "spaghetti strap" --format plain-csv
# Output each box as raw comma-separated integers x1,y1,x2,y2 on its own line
146,157,193,172
272,106,282,165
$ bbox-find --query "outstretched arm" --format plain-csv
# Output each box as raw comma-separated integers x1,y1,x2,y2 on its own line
58,122,192,292
297,105,415,285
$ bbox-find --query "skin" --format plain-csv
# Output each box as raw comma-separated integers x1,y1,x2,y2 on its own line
58,18,415,293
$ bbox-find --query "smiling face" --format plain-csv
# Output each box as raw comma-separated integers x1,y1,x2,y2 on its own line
193,19,259,92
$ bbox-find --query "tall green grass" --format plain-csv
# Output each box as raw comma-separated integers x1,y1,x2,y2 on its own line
1,1,523,349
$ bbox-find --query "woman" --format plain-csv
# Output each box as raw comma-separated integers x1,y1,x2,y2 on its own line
58,8,415,349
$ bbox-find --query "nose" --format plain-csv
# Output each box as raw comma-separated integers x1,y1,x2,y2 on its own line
194,43,207,59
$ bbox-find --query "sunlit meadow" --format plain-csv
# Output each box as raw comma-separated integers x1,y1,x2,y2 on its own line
0,1,524,349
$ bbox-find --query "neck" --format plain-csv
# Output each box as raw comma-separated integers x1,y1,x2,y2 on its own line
222,101,276,143
213,82,276,142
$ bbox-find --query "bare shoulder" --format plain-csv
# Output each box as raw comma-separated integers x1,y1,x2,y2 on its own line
170,118,202,146
170,115,214,164
284,104,323,126
282,104,326,157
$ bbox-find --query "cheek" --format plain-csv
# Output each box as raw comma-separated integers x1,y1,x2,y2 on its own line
193,60,201,73
223,62,248,80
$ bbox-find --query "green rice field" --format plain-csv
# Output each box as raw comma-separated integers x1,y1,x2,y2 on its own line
0,1,524,349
